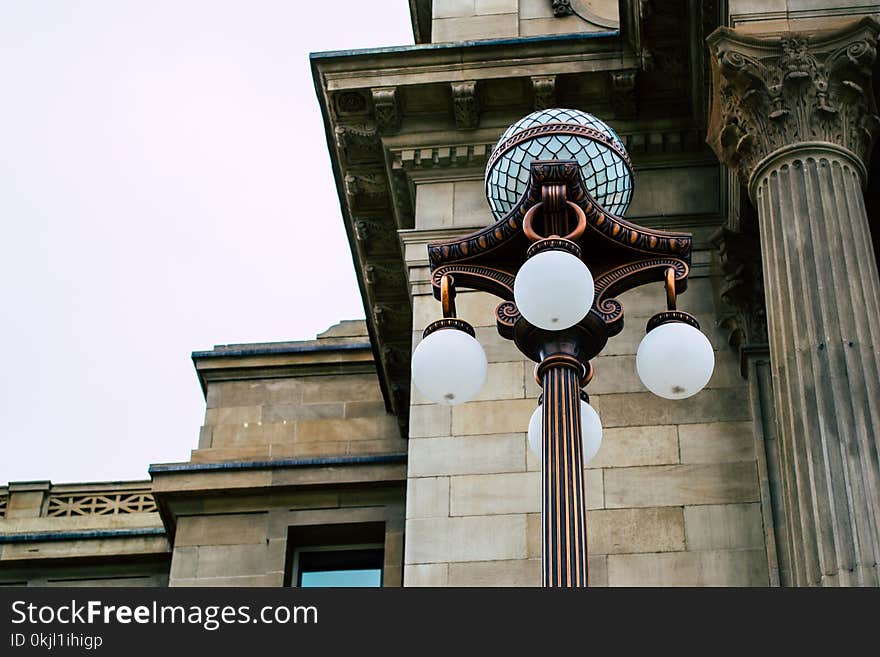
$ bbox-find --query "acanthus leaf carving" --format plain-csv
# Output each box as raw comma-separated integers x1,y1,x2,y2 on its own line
451,81,480,130
335,124,382,165
707,18,880,188
371,86,401,134
344,172,387,202
531,75,557,111
710,223,768,353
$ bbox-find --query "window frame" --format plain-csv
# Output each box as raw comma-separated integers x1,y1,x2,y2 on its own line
293,543,385,587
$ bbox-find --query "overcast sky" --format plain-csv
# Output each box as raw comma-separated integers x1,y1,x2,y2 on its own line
0,1,413,485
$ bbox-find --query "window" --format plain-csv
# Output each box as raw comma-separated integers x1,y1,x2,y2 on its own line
285,521,386,588
295,545,384,588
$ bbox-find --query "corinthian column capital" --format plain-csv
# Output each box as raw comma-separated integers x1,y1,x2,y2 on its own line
706,17,880,193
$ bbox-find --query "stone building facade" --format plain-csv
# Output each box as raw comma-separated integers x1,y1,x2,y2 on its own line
2,0,878,587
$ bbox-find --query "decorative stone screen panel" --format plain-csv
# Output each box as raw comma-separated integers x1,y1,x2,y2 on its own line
45,492,157,517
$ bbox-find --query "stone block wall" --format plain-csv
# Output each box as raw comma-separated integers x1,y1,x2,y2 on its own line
193,373,401,462
402,167,771,586
165,486,405,587
159,321,408,587
431,0,619,43
191,321,406,463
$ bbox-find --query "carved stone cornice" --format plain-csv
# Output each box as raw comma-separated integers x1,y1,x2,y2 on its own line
335,125,382,164
706,17,880,191
451,81,480,130
343,171,387,208
390,142,493,172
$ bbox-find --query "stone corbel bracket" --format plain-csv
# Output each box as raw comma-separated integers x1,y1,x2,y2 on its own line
451,81,480,130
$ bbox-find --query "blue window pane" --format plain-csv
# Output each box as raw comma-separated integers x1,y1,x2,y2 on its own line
300,568,382,588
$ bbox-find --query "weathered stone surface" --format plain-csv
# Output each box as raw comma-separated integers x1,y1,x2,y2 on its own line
519,16,605,37
526,513,541,557
454,291,508,329
261,403,344,422
451,398,534,435
409,403,451,438
433,13,518,42
197,426,213,449
190,445,271,463
404,563,449,587
268,441,348,459
408,433,526,477
205,406,262,425
407,477,450,519
345,438,408,455
474,327,525,363
627,166,720,218
344,401,388,418
679,421,755,464
0,512,163,536
448,558,540,586
588,507,686,555
684,503,766,551
415,182,454,229
604,463,760,508
175,513,268,547
433,0,475,20
452,179,492,227
296,416,399,442
195,544,271,578
585,469,604,509
450,471,540,516
411,361,524,405
301,374,384,404
169,547,198,580
2,537,168,561
5,490,48,519
588,556,609,587
607,549,770,586
448,468,603,515
590,388,751,429
587,425,679,469
476,0,517,15
209,380,302,408
405,514,527,563
173,574,279,587
210,422,294,447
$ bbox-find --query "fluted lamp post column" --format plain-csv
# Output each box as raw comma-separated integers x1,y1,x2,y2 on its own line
707,17,880,586
411,110,716,587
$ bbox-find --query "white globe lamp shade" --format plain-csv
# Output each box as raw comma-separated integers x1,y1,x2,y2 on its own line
527,400,603,463
411,324,487,406
636,319,714,400
514,249,594,330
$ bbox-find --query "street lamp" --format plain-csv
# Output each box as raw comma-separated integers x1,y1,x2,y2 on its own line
411,109,714,587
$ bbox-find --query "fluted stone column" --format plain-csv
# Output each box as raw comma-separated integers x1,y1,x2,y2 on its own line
708,17,880,586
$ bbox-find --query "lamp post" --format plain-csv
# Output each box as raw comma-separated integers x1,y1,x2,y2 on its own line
411,109,715,587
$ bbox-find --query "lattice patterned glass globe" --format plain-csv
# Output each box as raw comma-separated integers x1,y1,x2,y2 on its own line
485,108,633,220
